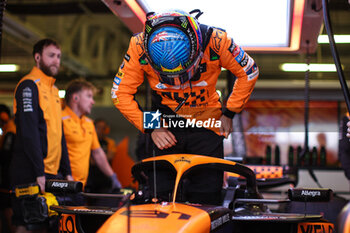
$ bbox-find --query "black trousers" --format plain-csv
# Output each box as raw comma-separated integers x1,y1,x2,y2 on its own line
149,128,224,205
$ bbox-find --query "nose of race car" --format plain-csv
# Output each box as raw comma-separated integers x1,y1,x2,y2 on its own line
97,202,211,233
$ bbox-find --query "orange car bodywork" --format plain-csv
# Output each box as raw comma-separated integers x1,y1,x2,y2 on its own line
98,203,212,233
54,154,335,233
141,154,237,203
98,154,237,233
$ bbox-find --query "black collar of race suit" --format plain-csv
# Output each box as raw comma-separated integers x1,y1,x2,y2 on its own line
199,24,213,52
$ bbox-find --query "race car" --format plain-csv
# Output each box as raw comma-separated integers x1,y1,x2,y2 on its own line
49,154,335,233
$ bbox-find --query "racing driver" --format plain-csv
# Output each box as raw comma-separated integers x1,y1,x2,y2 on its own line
111,9,259,205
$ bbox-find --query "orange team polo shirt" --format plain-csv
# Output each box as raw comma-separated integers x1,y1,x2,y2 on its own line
62,106,100,187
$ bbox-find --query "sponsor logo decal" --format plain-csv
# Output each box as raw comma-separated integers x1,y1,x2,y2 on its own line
210,48,220,61
211,213,230,230
111,89,119,105
22,87,33,112
246,63,259,81
117,70,124,78
155,83,168,89
235,48,245,63
139,55,148,65
232,46,241,57
112,76,121,92
120,61,125,69
114,77,121,85
124,53,130,62
112,97,119,105
212,30,223,52
51,181,68,188
228,38,236,53
297,222,334,233
174,156,191,164
240,54,249,67
243,56,254,72
145,24,152,33
180,18,188,28
301,190,321,197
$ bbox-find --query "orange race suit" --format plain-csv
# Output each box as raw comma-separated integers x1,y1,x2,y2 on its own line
111,25,259,134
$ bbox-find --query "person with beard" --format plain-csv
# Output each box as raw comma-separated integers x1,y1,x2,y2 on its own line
11,39,73,233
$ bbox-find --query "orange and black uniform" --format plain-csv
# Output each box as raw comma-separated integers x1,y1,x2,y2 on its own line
62,106,100,188
11,67,71,185
11,67,71,226
111,25,259,204
111,26,259,134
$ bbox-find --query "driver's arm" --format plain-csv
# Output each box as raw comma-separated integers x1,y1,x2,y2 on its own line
111,34,146,133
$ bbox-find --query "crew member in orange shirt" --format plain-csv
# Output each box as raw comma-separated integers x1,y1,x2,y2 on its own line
62,80,121,199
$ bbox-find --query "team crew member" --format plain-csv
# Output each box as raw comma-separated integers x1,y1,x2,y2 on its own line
11,39,72,232
94,119,116,162
111,10,259,204
62,80,121,193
